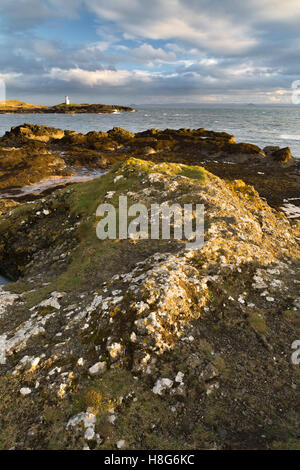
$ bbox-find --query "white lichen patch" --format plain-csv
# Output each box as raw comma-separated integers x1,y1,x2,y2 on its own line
0,288,19,318
152,378,173,395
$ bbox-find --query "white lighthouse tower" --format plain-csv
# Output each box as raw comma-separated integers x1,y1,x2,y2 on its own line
65,95,70,105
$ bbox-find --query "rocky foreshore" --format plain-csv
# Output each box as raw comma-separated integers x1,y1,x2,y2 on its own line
0,123,299,216
0,124,299,449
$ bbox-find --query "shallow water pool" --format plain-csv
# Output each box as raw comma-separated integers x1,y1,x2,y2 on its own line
0,275,10,286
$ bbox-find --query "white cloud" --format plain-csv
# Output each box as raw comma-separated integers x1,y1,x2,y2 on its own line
0,72,22,82
86,0,257,54
251,0,300,21
82,42,110,53
199,58,218,66
115,45,129,51
130,43,176,63
266,88,291,103
2,0,300,103
47,67,153,86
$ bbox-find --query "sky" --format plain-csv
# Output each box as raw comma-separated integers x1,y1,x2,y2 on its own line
1,0,300,105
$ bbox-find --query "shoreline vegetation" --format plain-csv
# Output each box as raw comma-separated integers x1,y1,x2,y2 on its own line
0,100,136,114
0,123,299,450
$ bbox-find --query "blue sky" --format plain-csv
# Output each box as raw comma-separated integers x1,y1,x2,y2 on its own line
0,0,300,105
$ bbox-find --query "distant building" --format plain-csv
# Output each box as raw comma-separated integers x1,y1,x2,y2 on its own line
65,96,70,105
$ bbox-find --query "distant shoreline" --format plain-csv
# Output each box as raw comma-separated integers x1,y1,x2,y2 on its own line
0,100,136,114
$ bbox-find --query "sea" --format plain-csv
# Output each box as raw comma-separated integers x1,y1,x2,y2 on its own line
0,275,8,286
1,104,300,158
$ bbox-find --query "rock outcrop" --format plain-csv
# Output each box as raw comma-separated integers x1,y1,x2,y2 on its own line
271,147,295,167
0,124,65,145
1,125,299,217
0,158,299,449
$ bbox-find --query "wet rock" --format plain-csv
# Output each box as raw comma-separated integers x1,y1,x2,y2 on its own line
263,146,280,155
219,142,265,163
139,146,156,156
0,146,68,189
0,123,65,145
107,127,135,142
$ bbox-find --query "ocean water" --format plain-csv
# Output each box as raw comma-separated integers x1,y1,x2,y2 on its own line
0,274,9,285
1,105,300,157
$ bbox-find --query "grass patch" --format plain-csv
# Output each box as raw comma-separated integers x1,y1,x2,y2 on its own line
180,165,207,181
248,313,268,334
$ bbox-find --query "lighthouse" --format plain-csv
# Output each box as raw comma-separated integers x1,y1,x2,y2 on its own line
65,95,70,105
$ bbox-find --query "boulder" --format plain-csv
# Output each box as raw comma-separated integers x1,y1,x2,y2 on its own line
269,147,295,167
0,123,65,146
218,142,265,163
263,145,280,155
139,146,156,156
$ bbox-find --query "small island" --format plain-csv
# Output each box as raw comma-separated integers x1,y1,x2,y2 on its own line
0,99,136,114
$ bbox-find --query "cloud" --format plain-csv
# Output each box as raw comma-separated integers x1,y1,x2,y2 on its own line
249,0,300,22
32,40,58,59
47,67,153,86
0,0,82,31
0,72,23,82
1,0,300,103
129,44,176,63
86,0,257,54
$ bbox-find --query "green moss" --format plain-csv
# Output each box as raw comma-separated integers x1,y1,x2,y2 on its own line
190,424,216,449
198,339,214,356
86,371,186,450
272,439,300,450
248,313,268,334
213,355,226,373
5,280,33,294
283,309,300,328
22,285,54,308
56,103,87,107
179,165,207,181
66,164,141,217
122,157,207,182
